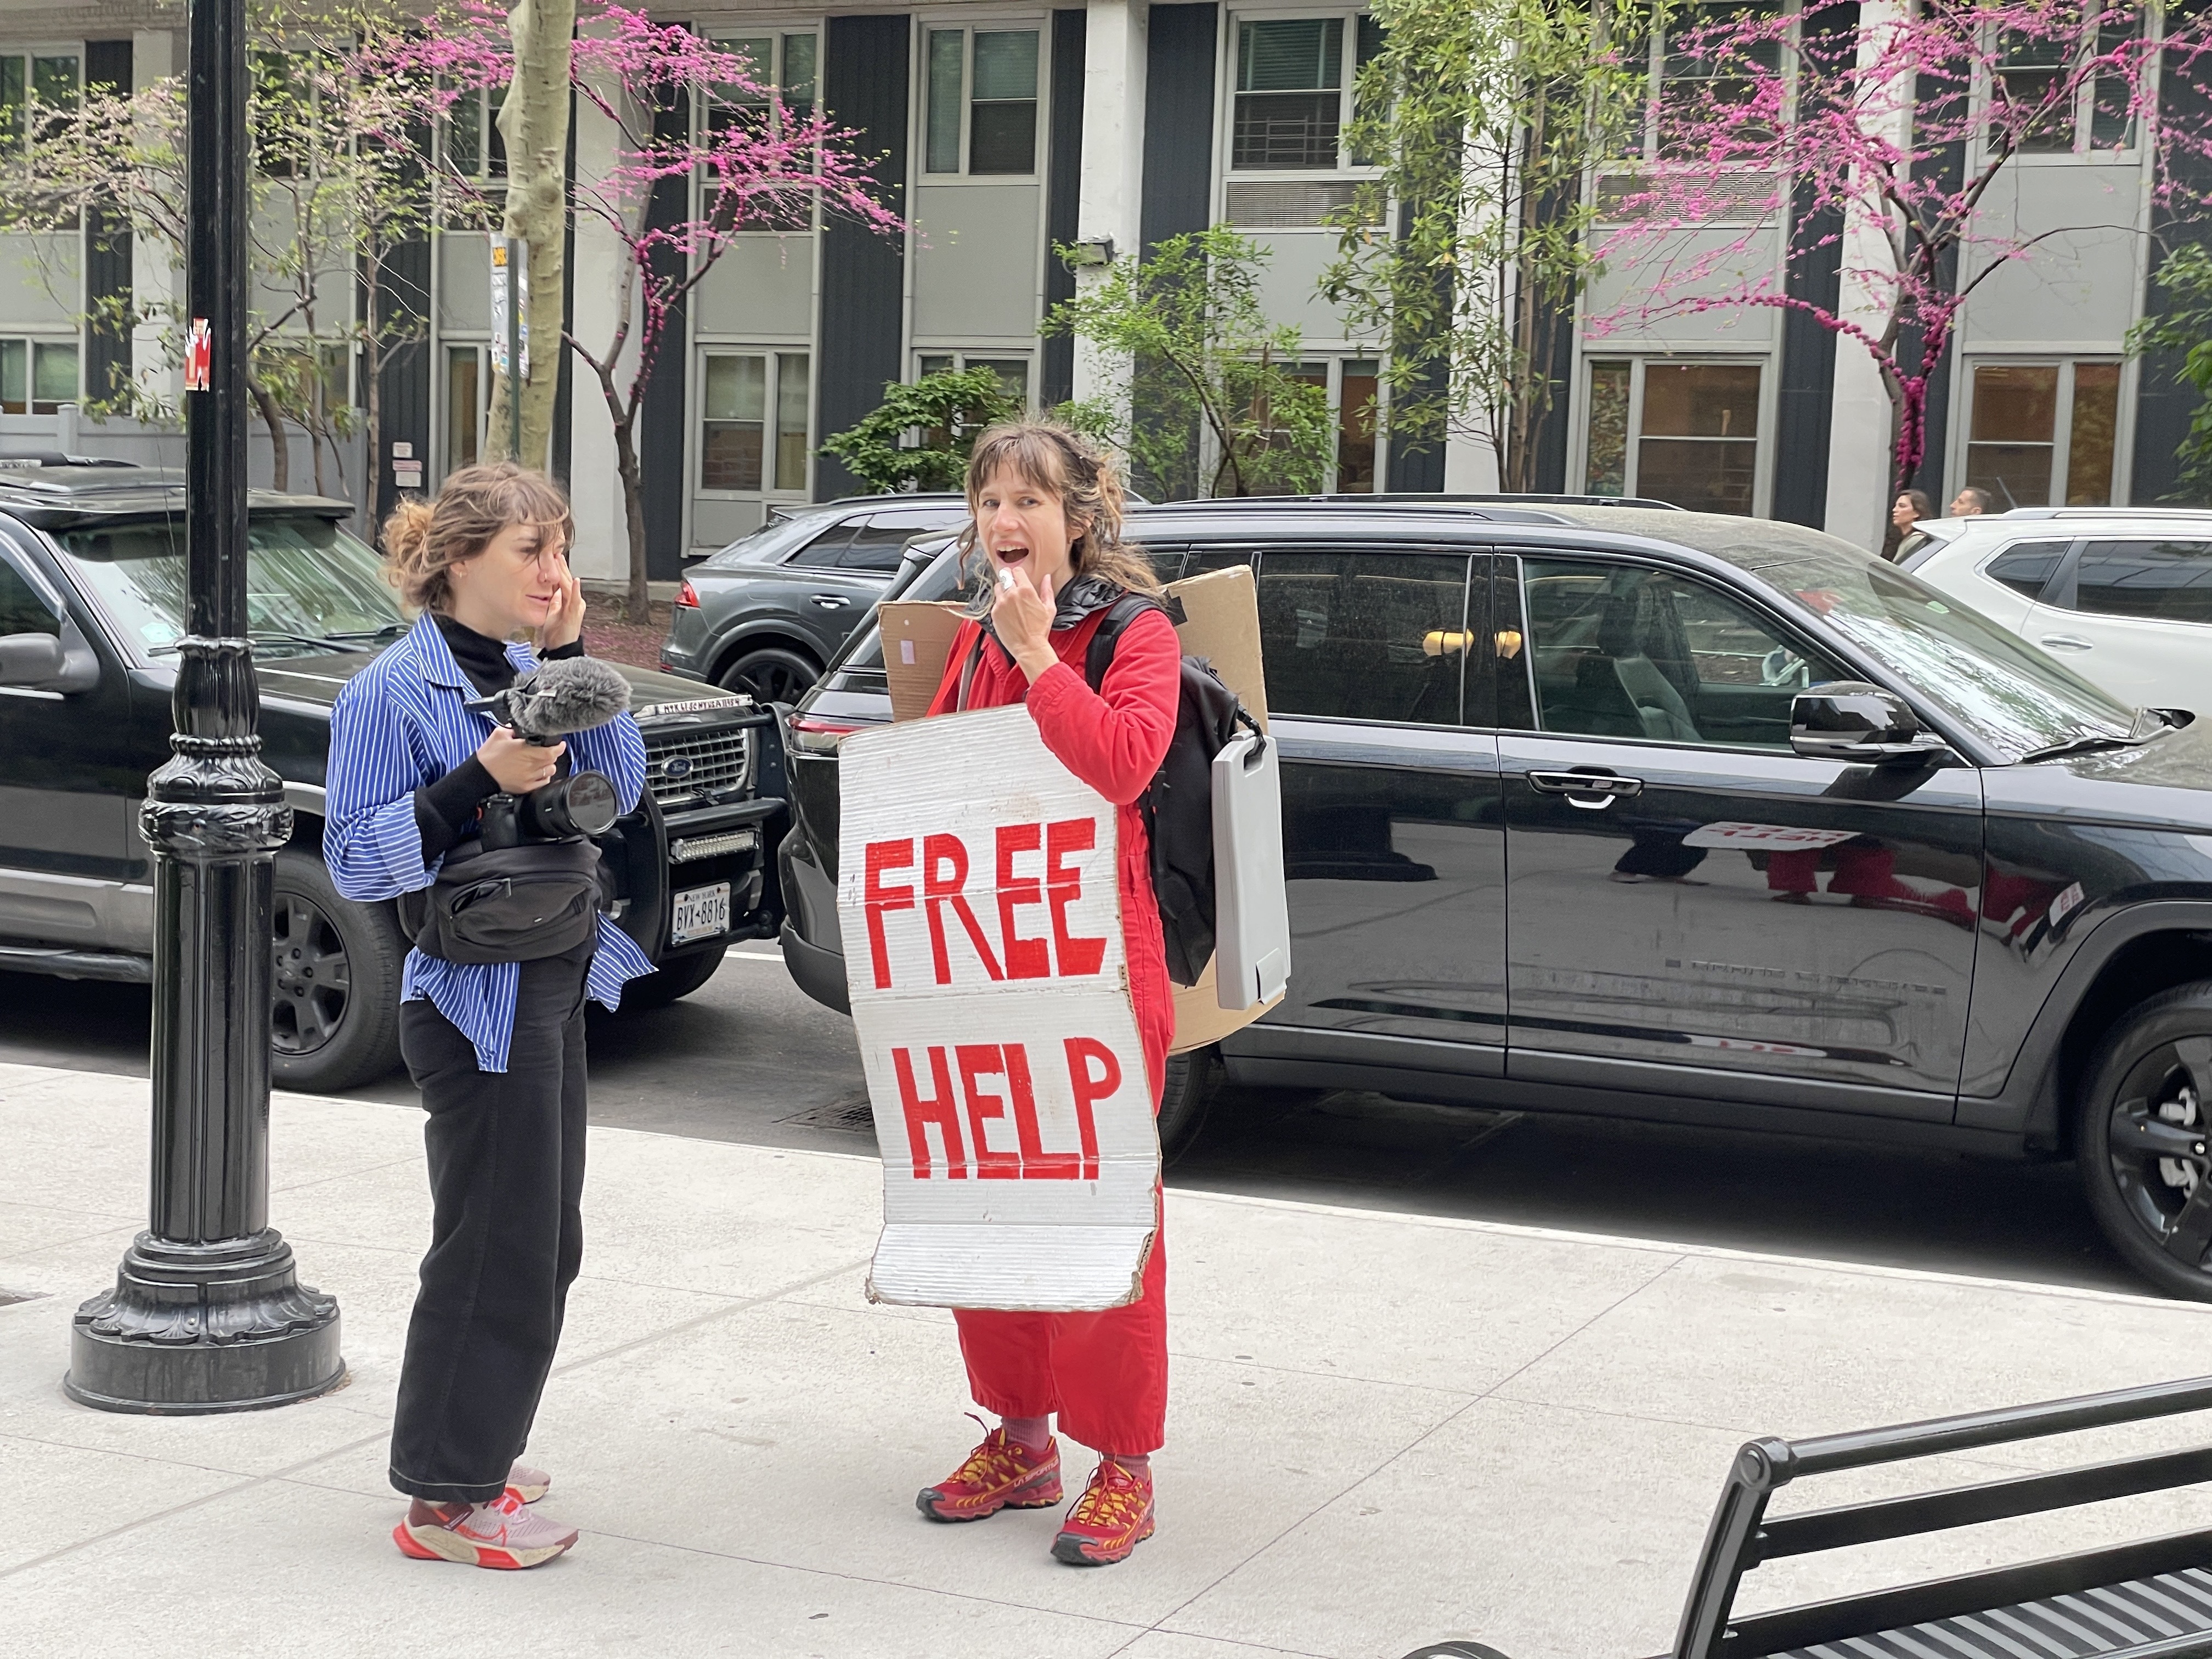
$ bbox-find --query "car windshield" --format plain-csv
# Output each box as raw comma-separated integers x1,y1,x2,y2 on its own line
1775,549,2140,760
699,511,842,569
56,515,408,657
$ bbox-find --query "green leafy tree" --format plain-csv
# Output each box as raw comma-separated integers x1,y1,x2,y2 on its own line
1324,0,1654,490
1047,226,1333,500
819,367,1025,493
2132,244,2212,505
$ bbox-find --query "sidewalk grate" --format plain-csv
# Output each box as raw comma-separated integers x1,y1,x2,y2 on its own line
780,1096,876,1135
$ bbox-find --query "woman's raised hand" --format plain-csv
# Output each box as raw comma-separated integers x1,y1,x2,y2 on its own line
991,562,1058,682
539,561,586,652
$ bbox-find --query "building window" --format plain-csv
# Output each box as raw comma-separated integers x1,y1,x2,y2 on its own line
1990,13,2140,156
445,344,487,476
0,337,80,414
1231,15,1381,172
1649,1,1782,159
0,50,80,163
1279,358,1382,492
916,352,1032,407
923,27,1039,176
441,79,507,179
708,32,817,133
1581,359,1762,515
701,351,811,494
1962,360,2121,509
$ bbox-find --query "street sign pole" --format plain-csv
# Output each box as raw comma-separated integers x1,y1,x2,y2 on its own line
65,0,343,1413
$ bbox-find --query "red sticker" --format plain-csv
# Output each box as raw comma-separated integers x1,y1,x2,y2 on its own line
184,319,212,392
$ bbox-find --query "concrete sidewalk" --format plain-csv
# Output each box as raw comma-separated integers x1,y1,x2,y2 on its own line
8,1061,2212,1659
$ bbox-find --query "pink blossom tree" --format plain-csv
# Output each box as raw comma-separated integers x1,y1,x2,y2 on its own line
1587,0,2212,520
397,5,904,616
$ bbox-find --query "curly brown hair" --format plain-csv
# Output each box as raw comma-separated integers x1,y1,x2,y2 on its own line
958,420,1158,610
380,462,574,613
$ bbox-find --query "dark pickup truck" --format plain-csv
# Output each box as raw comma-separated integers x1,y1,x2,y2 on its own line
778,495,2212,1301
0,461,782,1091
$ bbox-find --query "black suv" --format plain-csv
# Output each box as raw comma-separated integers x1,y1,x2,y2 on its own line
658,495,972,701
776,497,2212,1300
0,462,783,1092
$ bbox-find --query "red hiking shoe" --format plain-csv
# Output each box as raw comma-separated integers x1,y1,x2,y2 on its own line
1052,1458,1154,1566
917,1426,1063,1522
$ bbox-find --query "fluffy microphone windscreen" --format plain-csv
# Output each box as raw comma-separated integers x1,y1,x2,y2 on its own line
507,658,633,738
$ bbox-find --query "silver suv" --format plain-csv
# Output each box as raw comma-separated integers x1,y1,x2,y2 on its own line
1900,507,2212,713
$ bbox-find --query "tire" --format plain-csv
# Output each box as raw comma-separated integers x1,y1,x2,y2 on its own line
717,646,820,706
620,938,729,1011
1158,1045,1225,1161
269,848,404,1093
2076,979,2212,1300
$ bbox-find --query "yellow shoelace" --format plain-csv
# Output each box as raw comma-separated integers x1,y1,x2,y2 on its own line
1071,1465,1147,1531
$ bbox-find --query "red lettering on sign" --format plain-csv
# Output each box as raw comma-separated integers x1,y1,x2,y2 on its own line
1046,818,1107,977
996,824,1050,979
1063,1037,1119,1182
893,1045,965,1179
923,833,1003,985
957,1043,1022,1179
1005,1042,1076,1180
864,839,916,991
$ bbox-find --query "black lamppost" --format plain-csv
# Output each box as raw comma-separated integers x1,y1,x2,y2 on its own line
64,0,343,1413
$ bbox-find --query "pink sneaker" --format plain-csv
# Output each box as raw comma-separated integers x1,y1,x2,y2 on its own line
393,1492,578,1569
507,1460,551,1503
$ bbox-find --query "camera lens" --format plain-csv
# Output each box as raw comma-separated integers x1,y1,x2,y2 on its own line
556,771,619,838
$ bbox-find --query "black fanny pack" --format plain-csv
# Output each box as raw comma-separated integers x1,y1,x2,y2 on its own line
397,838,609,965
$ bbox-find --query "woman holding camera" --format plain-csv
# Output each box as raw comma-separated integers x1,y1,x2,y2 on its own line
325,463,650,1570
912,421,1182,1567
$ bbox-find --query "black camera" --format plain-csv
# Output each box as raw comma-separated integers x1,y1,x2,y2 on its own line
479,771,620,849
464,658,635,850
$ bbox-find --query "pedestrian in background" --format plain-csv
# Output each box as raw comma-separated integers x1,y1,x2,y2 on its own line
1886,488,1936,558
325,464,650,1571
911,420,1178,1568
1950,486,1992,516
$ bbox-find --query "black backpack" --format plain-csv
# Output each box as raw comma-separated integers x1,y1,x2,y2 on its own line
1082,592,1263,988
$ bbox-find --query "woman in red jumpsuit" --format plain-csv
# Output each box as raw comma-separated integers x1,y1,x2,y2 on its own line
912,421,1181,1567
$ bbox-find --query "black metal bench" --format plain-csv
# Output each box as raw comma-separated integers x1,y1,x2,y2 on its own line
1406,1375,2212,1659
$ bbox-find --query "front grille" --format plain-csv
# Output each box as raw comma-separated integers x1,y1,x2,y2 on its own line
642,725,752,811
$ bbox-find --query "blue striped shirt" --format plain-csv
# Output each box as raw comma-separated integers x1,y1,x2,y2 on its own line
324,614,655,1072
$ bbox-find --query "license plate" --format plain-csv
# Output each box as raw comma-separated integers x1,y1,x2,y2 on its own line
670,882,731,945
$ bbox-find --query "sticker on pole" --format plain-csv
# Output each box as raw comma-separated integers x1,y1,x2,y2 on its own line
838,705,1159,1312
184,319,211,392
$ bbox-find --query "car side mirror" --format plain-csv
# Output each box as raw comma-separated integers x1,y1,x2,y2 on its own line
1791,681,1945,765
0,631,69,689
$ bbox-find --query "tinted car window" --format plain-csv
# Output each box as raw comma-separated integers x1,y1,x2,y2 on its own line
1521,560,1839,748
1256,551,1469,724
791,521,857,567
1985,539,2074,599
2072,540,2212,624
837,515,928,572
0,555,60,637
1776,547,2137,757
58,516,405,656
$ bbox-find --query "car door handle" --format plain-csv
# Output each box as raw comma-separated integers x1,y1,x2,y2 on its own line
1528,770,1644,808
2040,634,2094,651
810,594,850,609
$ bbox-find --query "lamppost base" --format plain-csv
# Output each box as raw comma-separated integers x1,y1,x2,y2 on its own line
65,1229,345,1415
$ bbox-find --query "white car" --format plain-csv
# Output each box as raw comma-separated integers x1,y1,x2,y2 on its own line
1899,507,2212,714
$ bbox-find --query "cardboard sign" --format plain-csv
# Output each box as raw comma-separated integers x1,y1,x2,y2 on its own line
838,705,1159,1311
874,563,1283,1051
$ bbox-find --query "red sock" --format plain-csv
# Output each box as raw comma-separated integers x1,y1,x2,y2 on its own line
1002,1415,1052,1454
1107,1453,1151,1480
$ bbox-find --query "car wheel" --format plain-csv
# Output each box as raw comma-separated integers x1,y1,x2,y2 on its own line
620,939,729,1011
2076,980,2212,1301
269,848,404,1093
1159,1045,1224,1161
718,647,820,705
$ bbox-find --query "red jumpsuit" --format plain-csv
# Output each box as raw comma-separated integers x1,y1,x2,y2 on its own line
926,601,1181,1455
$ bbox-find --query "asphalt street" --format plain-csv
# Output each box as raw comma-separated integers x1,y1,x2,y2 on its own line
0,949,2137,1296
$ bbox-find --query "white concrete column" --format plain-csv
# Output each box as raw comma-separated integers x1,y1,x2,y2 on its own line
1444,428,1502,493
131,28,179,408
1071,0,1147,409
564,67,640,587
1822,0,1910,552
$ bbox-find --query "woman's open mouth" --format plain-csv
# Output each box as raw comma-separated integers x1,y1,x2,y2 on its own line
994,547,1030,565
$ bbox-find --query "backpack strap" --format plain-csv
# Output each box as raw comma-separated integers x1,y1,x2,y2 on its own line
954,624,990,712
1082,592,1182,692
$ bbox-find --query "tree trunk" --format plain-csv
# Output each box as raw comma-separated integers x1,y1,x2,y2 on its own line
250,376,290,493
486,0,577,471
360,310,383,542
612,405,650,622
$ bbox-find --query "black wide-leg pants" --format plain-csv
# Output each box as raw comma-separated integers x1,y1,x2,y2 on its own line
388,944,592,1504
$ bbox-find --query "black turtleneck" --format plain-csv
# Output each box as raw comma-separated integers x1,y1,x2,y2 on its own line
414,613,588,864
